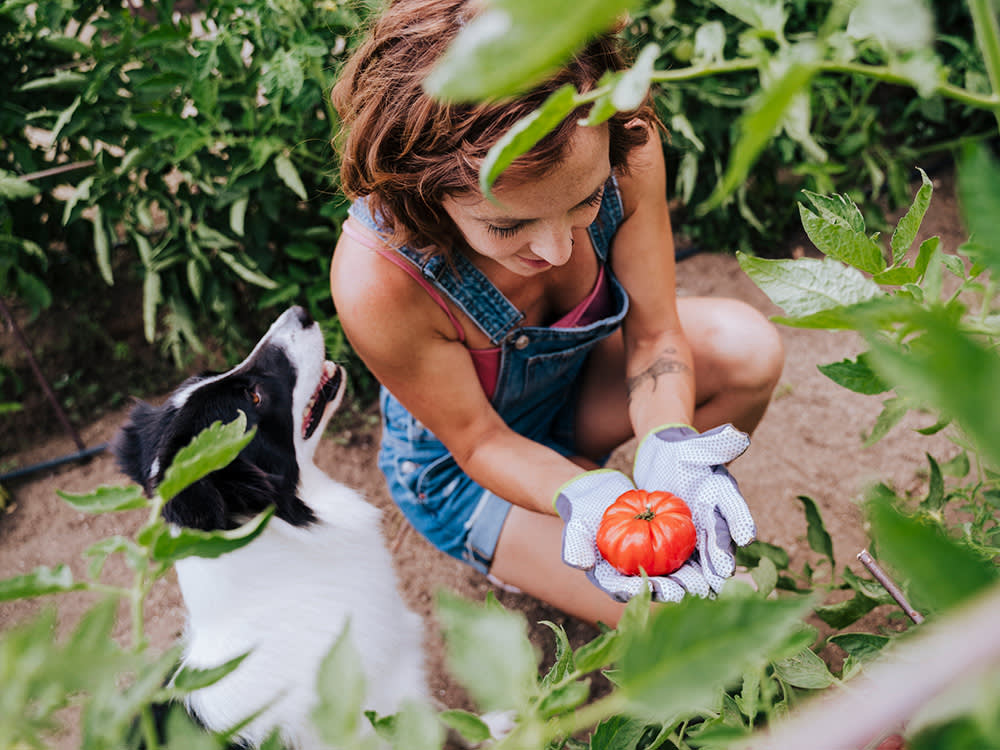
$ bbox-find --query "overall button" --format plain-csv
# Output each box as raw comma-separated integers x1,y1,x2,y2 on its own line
513,333,530,350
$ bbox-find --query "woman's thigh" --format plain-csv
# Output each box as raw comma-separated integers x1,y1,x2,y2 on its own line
489,504,628,628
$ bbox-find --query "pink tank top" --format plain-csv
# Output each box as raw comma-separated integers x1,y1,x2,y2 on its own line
341,218,614,398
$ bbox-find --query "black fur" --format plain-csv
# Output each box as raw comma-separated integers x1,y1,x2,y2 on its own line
113,341,316,531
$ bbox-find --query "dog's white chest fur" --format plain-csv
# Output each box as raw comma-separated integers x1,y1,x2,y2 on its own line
176,464,426,749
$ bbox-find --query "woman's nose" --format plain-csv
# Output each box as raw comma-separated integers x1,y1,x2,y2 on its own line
530,226,574,266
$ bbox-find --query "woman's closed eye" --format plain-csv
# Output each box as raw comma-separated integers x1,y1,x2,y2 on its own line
484,186,604,239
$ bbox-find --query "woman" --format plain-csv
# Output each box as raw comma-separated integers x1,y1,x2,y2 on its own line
329,0,784,627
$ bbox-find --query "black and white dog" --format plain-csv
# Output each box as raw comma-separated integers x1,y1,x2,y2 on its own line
114,306,428,748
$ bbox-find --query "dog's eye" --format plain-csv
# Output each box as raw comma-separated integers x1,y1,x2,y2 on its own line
248,387,261,406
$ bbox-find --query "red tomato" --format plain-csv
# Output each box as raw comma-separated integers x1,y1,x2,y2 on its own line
595,489,697,577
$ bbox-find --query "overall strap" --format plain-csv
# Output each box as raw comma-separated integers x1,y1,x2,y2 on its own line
587,174,624,263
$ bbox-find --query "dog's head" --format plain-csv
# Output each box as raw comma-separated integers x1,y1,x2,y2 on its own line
113,306,346,531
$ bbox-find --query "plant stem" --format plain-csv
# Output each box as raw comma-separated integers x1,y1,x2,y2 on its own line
969,0,1000,131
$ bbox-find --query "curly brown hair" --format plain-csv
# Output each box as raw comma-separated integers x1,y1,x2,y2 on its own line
331,0,657,257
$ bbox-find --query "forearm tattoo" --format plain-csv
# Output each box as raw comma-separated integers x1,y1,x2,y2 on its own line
626,347,692,401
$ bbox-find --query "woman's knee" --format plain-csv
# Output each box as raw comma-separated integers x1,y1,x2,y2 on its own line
686,298,785,394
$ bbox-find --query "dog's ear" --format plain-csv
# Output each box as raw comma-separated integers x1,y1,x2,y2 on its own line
113,400,168,497
162,477,229,531
162,457,314,531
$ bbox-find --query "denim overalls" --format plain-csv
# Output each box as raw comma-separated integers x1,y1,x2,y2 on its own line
347,177,629,573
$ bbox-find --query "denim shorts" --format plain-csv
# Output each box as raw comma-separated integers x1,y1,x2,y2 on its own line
378,387,580,573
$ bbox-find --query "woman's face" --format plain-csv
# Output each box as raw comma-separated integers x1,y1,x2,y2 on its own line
442,124,612,276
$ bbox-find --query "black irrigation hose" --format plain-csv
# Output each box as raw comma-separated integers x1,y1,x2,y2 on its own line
0,442,108,485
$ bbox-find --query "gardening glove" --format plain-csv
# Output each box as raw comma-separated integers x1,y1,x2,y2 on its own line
554,469,711,602
633,424,756,594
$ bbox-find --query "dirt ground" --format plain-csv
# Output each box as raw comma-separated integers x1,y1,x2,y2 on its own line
0,171,966,744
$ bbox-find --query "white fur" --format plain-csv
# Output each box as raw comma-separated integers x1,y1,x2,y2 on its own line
167,308,428,748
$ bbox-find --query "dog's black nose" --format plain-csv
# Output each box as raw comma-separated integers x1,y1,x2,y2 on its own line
292,306,314,328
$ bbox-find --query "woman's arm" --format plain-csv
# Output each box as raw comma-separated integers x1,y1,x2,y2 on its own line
330,231,580,515
610,129,697,437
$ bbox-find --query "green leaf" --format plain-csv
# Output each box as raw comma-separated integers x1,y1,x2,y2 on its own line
438,710,493,743
828,633,890,679
171,652,249,691
217,251,279,289
423,0,641,100
863,396,910,447
589,715,649,750
149,506,273,564
143,269,161,344
799,202,886,274
383,700,445,750
17,70,87,92
737,253,881,322
537,678,590,719
817,352,890,395
436,590,538,712
862,309,1000,469
274,153,308,200
618,595,812,720
539,620,575,688
312,622,366,745
610,43,660,111
479,84,579,198
714,0,787,36
0,564,86,602
890,168,933,264
92,206,113,286
0,170,40,200
572,629,620,674
801,190,866,234
866,490,997,613
797,496,834,567
751,556,778,598
772,648,835,689
57,484,148,513
813,589,881,629
230,196,249,237
702,52,817,212
922,453,945,511
956,143,1000,280
157,414,255,502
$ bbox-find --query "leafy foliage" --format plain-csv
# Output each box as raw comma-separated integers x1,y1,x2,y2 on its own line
0,0,369,371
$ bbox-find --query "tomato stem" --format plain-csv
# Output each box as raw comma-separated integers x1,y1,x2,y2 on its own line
634,506,656,521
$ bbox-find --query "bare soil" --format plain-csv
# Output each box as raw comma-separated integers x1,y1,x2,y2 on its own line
0,171,967,745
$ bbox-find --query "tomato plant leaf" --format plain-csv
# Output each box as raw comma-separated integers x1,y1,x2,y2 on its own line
828,633,890,680
863,395,910,447
956,143,1000,280
572,629,620,674
861,309,1000,469
0,564,87,601
922,453,945,511
798,495,836,568
436,590,538,712
423,0,640,101
438,710,493,744
772,647,835,690
618,595,812,719
817,352,891,395
813,590,881,629
0,169,40,200
479,84,579,199
382,700,444,750
890,167,932,265
148,506,273,564
58,484,148,514
157,414,255,502
737,253,881,323
589,715,649,750
798,202,886,274
866,488,998,613
537,678,591,719
539,620,575,688
311,622,366,746
170,652,249,692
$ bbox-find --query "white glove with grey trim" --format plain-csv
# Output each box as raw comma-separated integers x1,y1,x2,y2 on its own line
633,424,756,593
554,469,711,602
